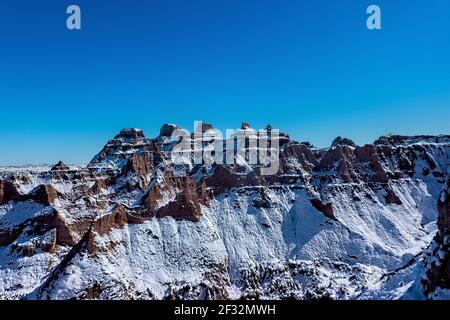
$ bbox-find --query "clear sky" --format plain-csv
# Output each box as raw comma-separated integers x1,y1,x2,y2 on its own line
0,0,449,165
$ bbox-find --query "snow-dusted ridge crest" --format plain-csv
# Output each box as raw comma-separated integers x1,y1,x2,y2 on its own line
0,124,449,300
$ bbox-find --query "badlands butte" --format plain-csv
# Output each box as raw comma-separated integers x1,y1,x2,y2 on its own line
0,123,449,300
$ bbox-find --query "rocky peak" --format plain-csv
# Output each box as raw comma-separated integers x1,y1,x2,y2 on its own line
159,124,179,137
241,122,251,130
114,128,145,142
0,126,450,300
28,184,60,206
51,161,69,171
300,141,314,148
89,129,156,168
195,122,215,134
374,134,450,147
331,136,356,148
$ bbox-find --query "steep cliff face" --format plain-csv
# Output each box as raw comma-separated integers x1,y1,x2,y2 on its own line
0,126,449,300
438,179,450,238
422,178,450,297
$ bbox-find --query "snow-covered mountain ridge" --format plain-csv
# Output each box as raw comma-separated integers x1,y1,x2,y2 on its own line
0,124,449,300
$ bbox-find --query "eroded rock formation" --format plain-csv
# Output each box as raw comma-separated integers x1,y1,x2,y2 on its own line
0,126,449,300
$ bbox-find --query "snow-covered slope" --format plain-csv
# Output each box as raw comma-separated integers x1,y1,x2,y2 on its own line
0,125,449,300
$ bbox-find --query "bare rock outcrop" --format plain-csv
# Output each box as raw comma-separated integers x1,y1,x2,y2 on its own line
0,180,21,204
11,229,57,256
385,188,402,205
438,179,450,239
354,145,389,183
142,172,212,221
316,145,358,183
160,124,179,137
114,128,145,141
240,122,251,130
1,125,449,299
86,204,145,253
157,192,203,222
423,179,450,295
310,198,336,220
27,184,60,205
279,143,318,174
51,161,70,171
331,136,356,148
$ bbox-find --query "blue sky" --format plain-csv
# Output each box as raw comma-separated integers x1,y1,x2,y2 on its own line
0,0,449,165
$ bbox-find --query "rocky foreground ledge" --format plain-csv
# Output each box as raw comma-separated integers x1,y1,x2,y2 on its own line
0,124,449,300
